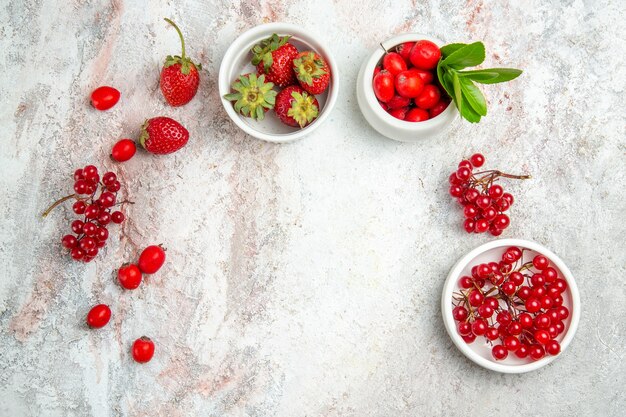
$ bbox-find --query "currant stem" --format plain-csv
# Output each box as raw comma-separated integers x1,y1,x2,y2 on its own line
164,18,186,59
42,194,78,218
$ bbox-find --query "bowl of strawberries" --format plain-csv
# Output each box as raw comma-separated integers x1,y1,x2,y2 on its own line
220,22,338,143
356,34,457,142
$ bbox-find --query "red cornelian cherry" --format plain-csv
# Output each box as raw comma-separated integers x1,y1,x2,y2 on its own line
118,264,143,290
132,336,155,363
86,304,111,328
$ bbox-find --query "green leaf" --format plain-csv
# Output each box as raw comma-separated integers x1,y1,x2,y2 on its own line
441,42,485,69
452,71,463,115
458,77,487,116
459,93,482,123
458,68,523,84
440,43,467,59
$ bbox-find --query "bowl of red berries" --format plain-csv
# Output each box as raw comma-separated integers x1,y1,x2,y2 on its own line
442,239,580,373
219,22,338,143
356,34,457,142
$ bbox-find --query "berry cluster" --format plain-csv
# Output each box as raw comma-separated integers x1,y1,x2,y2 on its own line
452,246,570,362
44,165,128,263
448,153,530,236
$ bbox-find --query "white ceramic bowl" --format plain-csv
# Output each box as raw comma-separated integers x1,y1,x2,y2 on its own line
441,239,580,373
219,22,339,143
356,33,458,142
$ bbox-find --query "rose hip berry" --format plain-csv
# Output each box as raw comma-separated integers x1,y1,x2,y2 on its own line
452,247,570,363
132,336,155,363
448,154,531,235
138,245,166,274
90,86,120,111
118,264,143,290
86,304,111,328
111,139,137,162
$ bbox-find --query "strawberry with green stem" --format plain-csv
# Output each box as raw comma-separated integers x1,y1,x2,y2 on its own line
224,73,277,121
293,51,330,95
251,34,298,87
274,85,319,128
160,18,201,107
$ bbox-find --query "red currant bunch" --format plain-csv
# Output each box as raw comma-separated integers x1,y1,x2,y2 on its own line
452,247,570,362
449,153,531,236
43,165,130,263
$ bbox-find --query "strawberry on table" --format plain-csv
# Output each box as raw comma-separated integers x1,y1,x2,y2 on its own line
293,51,330,95
160,18,201,107
224,73,277,120
274,85,319,128
251,34,299,87
140,117,189,154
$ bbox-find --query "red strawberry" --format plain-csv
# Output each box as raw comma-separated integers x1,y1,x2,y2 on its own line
139,117,189,154
160,18,201,107
274,85,319,128
293,51,330,95
251,34,298,87
224,73,277,120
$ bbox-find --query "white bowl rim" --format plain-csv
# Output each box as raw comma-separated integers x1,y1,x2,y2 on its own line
218,22,339,143
441,238,581,374
361,33,457,131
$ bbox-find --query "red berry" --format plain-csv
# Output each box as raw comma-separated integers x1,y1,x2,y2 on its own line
463,219,475,233
557,306,570,320
534,329,551,345
458,321,472,336
468,289,484,307
515,344,530,358
71,247,85,260
82,222,97,236
118,264,143,290
111,139,137,162
73,201,86,214
507,321,522,336
97,211,111,225
471,319,488,336
504,336,521,351
452,306,468,321
61,235,78,249
493,214,510,230
85,204,99,219
415,84,441,110
532,255,550,270
396,41,415,63
111,211,125,224
488,184,504,200
96,227,109,241
469,153,485,168
86,304,111,328
132,336,155,363
429,100,449,118
386,95,411,109
404,108,429,122
525,297,542,313
529,344,545,360
409,40,441,70
474,219,489,233
388,107,409,120
394,69,425,98
456,167,471,181
74,180,88,195
492,345,508,360
372,70,395,102
138,245,166,274
91,86,120,111
545,340,561,356
382,52,407,76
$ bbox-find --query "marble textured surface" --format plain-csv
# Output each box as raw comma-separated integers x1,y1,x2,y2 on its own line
1,0,625,416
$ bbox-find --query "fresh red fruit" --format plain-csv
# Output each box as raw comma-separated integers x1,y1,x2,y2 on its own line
409,40,441,70
546,340,561,355
533,255,550,270
252,34,299,87
382,52,407,76
388,107,408,120
61,235,78,249
111,211,125,224
372,70,395,102
373,66,381,77
413,69,434,84
86,304,111,328
429,100,449,118
111,139,136,162
138,245,166,274
90,86,120,110
386,95,411,109
394,69,425,98
469,153,485,168
492,344,508,360
396,41,415,63
224,73,277,121
415,84,441,109
379,101,388,111
293,51,331,94
160,18,201,106
404,108,429,122
274,85,320,128
139,117,189,154
118,264,143,290
132,336,155,363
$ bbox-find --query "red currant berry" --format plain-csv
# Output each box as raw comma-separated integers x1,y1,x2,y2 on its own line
469,153,485,168
449,185,463,197
458,160,472,170
548,325,559,338
485,327,500,341
525,297,541,313
79,237,97,252
495,198,511,212
501,281,516,296
515,344,530,358
532,255,549,270
503,246,522,263
545,340,561,356
553,279,568,293
475,196,491,210
540,295,554,310
449,173,462,185
71,247,85,260
507,321,522,336
493,214,510,230
462,333,476,344
464,188,480,202
534,313,551,329
509,271,524,286
485,297,499,309
482,206,498,221
555,321,565,334
61,234,78,249
82,222,97,236
74,180,88,195
452,306,468,321
86,304,111,328
492,345,508,360
557,306,570,320
96,227,109,241
530,273,545,287
463,219,475,233
86,247,99,257
517,286,532,300
71,220,84,234
459,276,473,289
552,295,564,307
477,304,494,318
96,239,106,248
502,192,514,205
468,289,484,307
534,329,550,345
98,192,116,208
97,211,111,225
74,168,84,181
463,204,478,218
488,184,504,200
496,311,512,326
488,225,503,237
518,313,533,328
529,344,545,360
83,165,98,180
102,172,117,186
471,319,488,336
543,267,558,283
476,264,491,279
458,321,472,336
456,167,471,181
504,336,521,351
111,211,125,224
73,201,86,214
85,204,99,219
132,336,155,363
107,180,121,192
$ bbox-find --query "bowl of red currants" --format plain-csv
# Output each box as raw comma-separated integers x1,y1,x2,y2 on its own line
356,34,457,142
441,239,580,373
